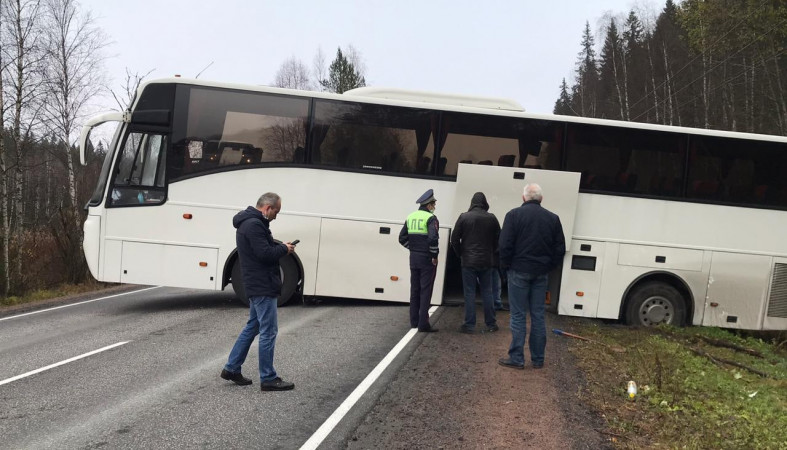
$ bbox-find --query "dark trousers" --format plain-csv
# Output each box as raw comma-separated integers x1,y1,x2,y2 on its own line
409,253,436,330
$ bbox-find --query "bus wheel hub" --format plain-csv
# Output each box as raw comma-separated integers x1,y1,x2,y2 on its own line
641,296,672,325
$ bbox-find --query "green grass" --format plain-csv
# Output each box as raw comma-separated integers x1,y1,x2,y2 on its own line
564,320,787,449
0,282,114,307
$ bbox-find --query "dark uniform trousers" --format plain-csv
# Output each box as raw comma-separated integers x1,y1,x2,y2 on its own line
409,252,436,329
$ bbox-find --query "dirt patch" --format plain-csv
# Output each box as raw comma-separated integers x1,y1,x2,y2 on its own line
347,305,611,449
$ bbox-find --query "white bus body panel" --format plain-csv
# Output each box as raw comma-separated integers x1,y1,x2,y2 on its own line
120,242,218,290
704,252,772,329
451,164,581,249
315,218,448,303
558,240,606,318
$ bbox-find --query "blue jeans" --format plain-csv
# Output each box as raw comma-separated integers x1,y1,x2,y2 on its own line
507,270,548,365
461,267,496,327
492,269,503,310
224,296,279,382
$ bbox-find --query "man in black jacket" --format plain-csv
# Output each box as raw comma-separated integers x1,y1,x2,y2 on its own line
451,192,500,333
221,192,296,391
498,184,565,370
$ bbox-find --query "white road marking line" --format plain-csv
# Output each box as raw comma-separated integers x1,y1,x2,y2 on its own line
300,305,439,450
0,286,162,322
0,341,130,387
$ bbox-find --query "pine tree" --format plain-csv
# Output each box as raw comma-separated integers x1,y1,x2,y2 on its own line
599,18,625,119
554,78,574,115
320,47,366,94
571,21,600,117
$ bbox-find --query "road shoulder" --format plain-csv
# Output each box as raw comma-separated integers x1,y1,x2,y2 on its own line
346,305,611,449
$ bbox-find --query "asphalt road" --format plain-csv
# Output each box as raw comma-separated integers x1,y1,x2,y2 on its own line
0,287,430,449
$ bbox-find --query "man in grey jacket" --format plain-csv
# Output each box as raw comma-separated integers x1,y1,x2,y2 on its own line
451,192,500,333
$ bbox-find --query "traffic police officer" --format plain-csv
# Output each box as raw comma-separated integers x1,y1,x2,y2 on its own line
399,189,440,332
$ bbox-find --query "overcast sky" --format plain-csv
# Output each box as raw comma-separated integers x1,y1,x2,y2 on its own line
81,0,660,115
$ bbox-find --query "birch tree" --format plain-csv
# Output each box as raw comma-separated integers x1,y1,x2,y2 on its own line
41,0,106,219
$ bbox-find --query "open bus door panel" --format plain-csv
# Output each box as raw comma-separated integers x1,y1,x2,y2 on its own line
450,164,581,248
451,164,581,309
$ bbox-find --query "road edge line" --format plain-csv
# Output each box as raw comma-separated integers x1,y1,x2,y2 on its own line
0,286,162,322
299,305,439,450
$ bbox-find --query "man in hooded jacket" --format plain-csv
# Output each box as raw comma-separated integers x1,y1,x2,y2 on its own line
450,192,501,333
221,192,296,391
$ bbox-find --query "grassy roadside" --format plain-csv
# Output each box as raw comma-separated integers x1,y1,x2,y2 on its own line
0,281,118,308
560,319,787,449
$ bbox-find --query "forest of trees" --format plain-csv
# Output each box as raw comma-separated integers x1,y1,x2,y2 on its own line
554,0,786,136
0,0,107,299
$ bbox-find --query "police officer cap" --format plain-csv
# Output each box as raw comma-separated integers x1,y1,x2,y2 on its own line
416,189,436,205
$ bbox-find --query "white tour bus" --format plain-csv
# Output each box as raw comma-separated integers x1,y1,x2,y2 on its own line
79,78,787,331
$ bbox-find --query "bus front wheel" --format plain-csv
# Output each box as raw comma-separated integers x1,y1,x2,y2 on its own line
625,282,686,327
231,255,300,308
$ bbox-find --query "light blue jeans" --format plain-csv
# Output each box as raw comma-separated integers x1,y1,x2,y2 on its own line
224,296,279,382
507,270,548,366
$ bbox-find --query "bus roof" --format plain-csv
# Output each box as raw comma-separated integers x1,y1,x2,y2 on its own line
133,77,787,145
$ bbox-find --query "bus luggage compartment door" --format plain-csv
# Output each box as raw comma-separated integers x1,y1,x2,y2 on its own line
558,240,605,317
314,218,448,304
120,241,218,290
451,164,581,249
703,252,771,329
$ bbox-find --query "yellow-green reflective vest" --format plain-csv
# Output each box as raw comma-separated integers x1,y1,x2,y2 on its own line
406,210,433,235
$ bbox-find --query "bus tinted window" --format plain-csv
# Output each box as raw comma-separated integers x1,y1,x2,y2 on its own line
688,136,787,207
311,101,436,175
169,88,309,181
566,124,685,197
439,113,562,176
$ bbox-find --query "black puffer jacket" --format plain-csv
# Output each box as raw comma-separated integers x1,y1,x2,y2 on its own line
450,192,501,268
233,206,288,298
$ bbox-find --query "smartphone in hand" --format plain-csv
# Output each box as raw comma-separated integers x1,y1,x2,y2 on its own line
291,239,300,245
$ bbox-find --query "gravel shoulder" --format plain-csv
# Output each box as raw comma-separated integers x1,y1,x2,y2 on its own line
346,304,612,450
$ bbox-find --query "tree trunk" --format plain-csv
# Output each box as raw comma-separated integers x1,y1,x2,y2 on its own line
772,51,787,135
662,44,674,125
647,40,660,123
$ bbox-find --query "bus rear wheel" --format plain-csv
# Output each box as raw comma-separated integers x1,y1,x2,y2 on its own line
625,282,686,327
231,255,301,307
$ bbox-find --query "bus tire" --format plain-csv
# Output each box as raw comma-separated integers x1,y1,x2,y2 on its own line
625,281,686,327
277,255,300,307
231,259,249,307
232,256,300,307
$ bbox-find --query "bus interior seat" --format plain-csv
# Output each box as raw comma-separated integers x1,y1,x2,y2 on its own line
437,157,447,175
691,180,720,198
753,184,768,202
416,156,431,173
498,154,515,167
293,146,305,163
617,173,638,191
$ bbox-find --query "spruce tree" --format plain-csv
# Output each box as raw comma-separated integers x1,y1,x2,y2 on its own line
320,47,366,94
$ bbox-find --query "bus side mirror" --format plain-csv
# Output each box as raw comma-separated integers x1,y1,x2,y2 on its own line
79,112,126,166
